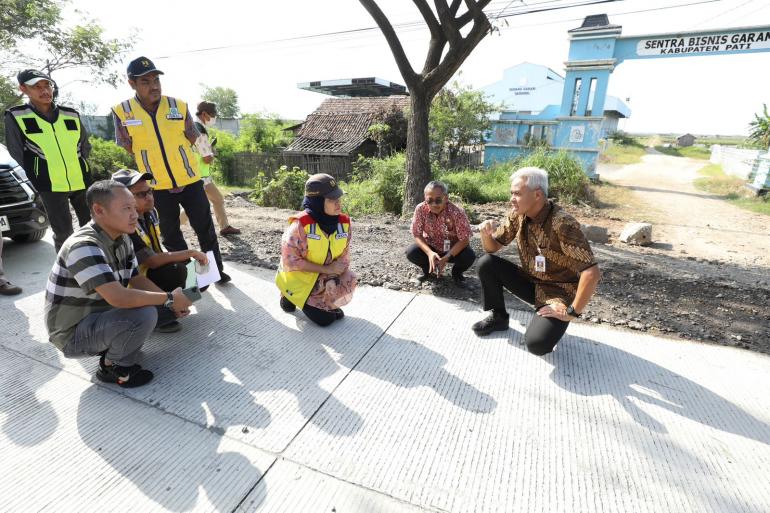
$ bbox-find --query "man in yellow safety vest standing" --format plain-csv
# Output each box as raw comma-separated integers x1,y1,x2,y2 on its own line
111,57,230,284
4,69,92,252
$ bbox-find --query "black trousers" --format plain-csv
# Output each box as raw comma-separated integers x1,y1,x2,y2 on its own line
153,180,224,272
405,243,476,277
39,190,91,252
146,262,188,327
146,262,187,292
302,304,337,327
477,254,569,355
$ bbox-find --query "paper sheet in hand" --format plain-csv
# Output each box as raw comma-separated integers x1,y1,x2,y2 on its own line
195,251,221,288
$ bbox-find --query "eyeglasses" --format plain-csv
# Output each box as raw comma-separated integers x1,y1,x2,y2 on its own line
426,197,444,205
133,189,153,199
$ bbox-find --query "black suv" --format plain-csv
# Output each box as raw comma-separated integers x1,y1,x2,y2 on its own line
0,143,49,242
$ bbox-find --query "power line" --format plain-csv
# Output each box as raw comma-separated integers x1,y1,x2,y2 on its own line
692,0,756,28
155,0,629,59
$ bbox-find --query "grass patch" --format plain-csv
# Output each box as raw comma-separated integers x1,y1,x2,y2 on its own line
588,180,660,223
694,164,770,216
600,143,647,165
654,145,711,160
438,165,511,204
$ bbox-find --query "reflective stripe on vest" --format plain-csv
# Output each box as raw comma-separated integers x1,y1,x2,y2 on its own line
275,213,350,309
112,96,200,190
135,211,163,275
11,107,86,192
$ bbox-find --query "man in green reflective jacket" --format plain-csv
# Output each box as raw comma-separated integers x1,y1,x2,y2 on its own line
4,69,92,252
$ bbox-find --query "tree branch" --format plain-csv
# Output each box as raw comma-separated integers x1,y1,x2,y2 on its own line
422,35,447,75
424,7,491,96
358,0,417,86
413,0,441,39
434,0,462,47
457,0,493,28
449,0,463,16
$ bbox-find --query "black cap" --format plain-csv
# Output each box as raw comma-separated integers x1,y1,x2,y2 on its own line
305,173,344,200
112,169,153,187
17,69,52,86
127,56,164,78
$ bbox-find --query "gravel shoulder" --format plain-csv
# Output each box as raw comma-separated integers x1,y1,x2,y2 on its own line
191,187,770,355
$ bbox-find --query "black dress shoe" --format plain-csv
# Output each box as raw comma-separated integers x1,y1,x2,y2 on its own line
472,312,510,336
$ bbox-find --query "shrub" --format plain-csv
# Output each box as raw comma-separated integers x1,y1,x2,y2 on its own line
440,171,484,203
516,148,590,203
87,136,134,181
209,128,237,183
607,131,642,147
252,165,308,210
439,164,511,204
341,179,382,217
353,153,405,214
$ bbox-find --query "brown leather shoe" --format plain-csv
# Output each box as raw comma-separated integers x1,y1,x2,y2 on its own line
219,225,241,236
0,282,22,296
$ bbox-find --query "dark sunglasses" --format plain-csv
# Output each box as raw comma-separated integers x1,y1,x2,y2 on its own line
426,197,444,205
133,189,153,199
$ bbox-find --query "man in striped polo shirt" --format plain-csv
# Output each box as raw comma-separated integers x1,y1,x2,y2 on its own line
45,180,193,387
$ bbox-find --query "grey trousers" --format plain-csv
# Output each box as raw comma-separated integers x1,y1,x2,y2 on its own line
63,306,157,367
0,236,7,286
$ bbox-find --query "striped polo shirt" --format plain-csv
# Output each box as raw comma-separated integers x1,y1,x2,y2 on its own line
44,221,139,350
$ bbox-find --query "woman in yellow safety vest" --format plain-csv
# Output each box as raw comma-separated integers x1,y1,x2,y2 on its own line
275,173,357,327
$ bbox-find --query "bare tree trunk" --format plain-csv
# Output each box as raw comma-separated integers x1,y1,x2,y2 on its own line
358,0,493,214
404,87,432,214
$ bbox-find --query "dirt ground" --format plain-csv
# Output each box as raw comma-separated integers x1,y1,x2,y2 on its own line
196,152,770,354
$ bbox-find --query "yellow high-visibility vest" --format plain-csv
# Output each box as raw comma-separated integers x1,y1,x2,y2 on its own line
275,212,351,309
135,209,163,275
112,96,199,190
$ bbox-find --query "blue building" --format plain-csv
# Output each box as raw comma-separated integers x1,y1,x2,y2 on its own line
482,60,630,176
483,14,770,190
482,62,630,139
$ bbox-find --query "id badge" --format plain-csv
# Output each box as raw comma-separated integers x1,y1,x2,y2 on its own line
443,239,451,252
535,255,546,273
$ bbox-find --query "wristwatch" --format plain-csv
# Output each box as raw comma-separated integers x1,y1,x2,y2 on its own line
566,305,581,318
163,291,174,309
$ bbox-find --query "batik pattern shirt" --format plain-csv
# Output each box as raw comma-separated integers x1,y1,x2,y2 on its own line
493,201,596,308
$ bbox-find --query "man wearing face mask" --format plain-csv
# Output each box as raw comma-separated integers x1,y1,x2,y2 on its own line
111,57,231,285
181,101,240,236
406,180,475,286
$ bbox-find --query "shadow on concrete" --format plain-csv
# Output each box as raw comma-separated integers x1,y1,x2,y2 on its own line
323,315,498,415
0,273,61,448
548,335,770,446
76,384,267,512
141,279,365,439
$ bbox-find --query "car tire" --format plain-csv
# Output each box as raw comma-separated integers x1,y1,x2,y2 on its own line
11,228,47,243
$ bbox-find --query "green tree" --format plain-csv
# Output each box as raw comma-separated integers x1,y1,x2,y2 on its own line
1,1,132,124
358,0,494,214
0,76,23,144
236,113,293,152
430,80,495,166
748,104,770,149
0,0,61,50
86,136,135,180
201,85,240,118
36,22,132,87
